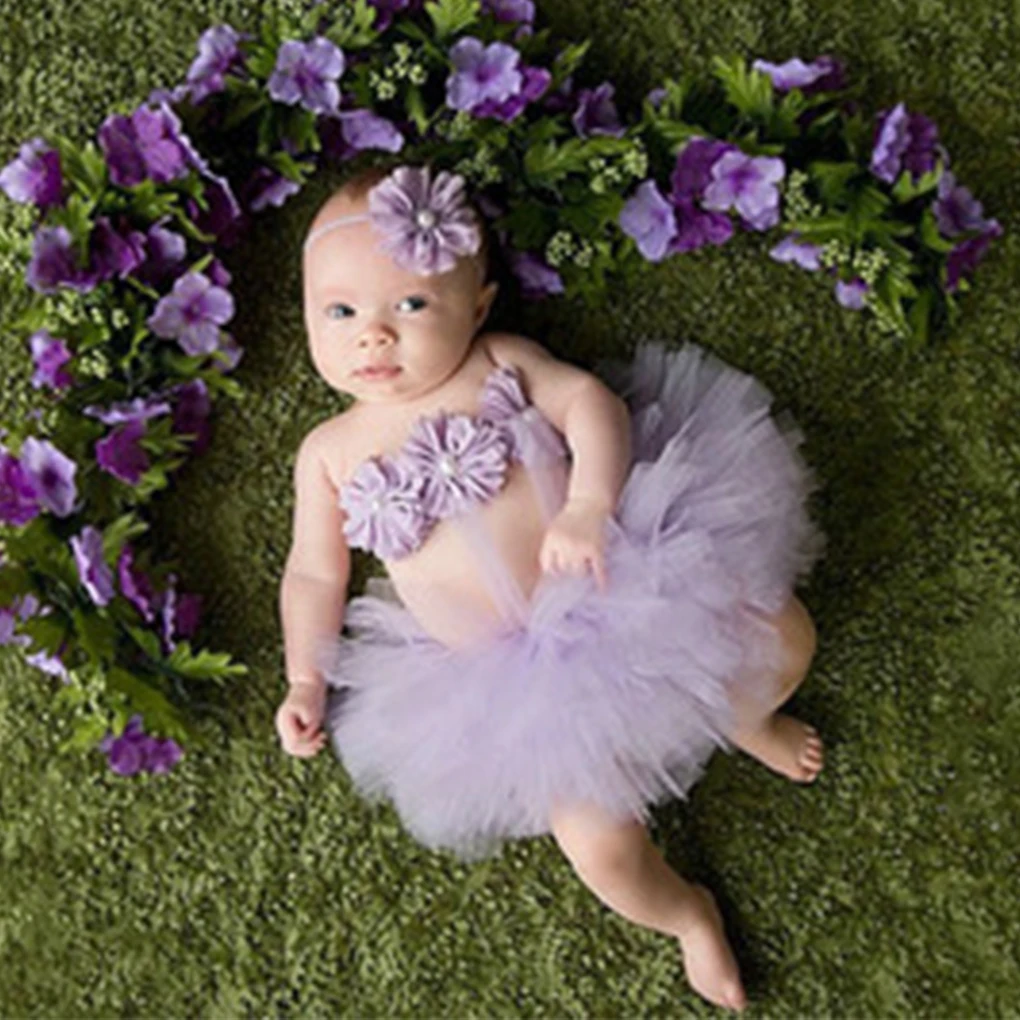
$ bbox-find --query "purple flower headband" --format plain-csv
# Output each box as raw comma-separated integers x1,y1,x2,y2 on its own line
303,164,482,275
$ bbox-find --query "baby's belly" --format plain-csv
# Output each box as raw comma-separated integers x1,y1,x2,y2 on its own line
384,460,566,649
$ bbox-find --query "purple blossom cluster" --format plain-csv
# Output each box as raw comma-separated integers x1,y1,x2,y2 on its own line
99,714,184,776
620,137,785,261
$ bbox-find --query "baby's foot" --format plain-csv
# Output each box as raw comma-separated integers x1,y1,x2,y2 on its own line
675,884,747,1012
734,712,824,783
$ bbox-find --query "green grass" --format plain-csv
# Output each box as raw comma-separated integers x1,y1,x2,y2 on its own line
2,0,1019,1016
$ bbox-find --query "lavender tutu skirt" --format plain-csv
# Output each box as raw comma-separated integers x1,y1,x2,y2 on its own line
319,341,827,862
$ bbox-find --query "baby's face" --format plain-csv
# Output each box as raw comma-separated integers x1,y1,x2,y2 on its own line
302,192,497,407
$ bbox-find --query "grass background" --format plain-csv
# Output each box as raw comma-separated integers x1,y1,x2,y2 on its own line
1,0,1019,1016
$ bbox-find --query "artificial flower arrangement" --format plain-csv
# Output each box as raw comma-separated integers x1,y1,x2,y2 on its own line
0,0,1001,777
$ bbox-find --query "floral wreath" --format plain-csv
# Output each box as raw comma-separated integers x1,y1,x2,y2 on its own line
0,0,1002,778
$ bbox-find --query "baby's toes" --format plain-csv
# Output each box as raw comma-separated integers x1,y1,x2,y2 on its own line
799,735,824,780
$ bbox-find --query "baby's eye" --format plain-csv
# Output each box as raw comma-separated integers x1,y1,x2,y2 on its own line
326,303,355,320
397,295,428,312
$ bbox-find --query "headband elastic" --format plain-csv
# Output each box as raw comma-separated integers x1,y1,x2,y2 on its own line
302,213,372,253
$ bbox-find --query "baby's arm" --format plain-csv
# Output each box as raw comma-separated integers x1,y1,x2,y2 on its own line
485,333,632,513
279,424,351,691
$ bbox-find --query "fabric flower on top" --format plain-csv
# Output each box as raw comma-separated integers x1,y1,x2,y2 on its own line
367,165,482,275
339,455,429,560
403,414,510,518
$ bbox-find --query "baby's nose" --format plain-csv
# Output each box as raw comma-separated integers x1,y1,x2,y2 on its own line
359,322,396,346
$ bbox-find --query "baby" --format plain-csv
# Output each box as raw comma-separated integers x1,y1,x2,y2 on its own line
276,161,827,1012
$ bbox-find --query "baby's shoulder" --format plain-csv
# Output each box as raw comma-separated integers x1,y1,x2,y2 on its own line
300,412,363,492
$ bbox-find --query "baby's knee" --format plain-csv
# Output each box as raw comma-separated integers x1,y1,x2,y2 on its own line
549,800,648,880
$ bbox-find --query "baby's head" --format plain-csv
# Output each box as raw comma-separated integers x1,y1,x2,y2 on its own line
302,163,499,406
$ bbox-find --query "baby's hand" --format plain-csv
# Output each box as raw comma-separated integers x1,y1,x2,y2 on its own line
539,497,612,593
275,680,328,758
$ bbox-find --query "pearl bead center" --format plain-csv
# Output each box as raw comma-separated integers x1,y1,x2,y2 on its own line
416,208,437,229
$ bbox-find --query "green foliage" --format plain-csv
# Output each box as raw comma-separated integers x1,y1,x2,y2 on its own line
325,0,380,50
163,641,249,682
425,0,481,40
712,55,774,121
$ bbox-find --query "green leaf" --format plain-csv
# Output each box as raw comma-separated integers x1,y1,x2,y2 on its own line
405,85,430,136
20,612,69,655
106,667,190,742
125,624,164,663
425,0,481,39
72,606,118,666
326,0,380,49
101,512,149,564
549,40,591,91
524,138,592,185
221,88,268,131
907,286,935,346
164,641,249,682
807,161,859,206
58,713,112,755
712,55,773,121
891,162,944,204
919,208,957,254
0,564,36,605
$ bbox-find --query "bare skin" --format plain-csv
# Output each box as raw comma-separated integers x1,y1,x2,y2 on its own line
283,178,825,1012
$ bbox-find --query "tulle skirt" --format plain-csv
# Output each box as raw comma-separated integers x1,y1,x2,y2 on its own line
319,341,827,862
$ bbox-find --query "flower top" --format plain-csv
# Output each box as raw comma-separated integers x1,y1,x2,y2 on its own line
367,165,482,275
336,363,568,561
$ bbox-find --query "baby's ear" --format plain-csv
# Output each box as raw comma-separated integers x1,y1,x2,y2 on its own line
475,280,499,328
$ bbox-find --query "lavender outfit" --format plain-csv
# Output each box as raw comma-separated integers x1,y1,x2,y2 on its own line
317,341,826,862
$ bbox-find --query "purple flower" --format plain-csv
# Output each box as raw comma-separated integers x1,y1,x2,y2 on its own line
268,38,345,116
769,233,823,271
98,104,197,188
646,87,668,110
100,715,184,776
366,0,423,31
185,172,246,248
185,25,247,105
147,271,235,356
751,56,847,95
336,108,406,155
472,65,551,122
481,0,535,24
0,594,41,648
403,414,510,518
835,278,870,309
0,138,64,208
339,455,429,560
96,419,150,486
506,248,564,300
670,137,739,202
932,171,988,238
702,151,786,231
28,330,75,390
18,437,78,517
619,180,678,261
90,216,148,282
171,379,213,453
0,448,42,526
26,225,99,295
133,220,188,287
25,649,71,683
870,102,940,185
669,198,734,253
946,219,1003,293
71,525,116,607
571,82,625,138
244,166,302,213
158,573,202,654
83,395,172,426
445,37,523,112
118,545,158,623
367,165,482,275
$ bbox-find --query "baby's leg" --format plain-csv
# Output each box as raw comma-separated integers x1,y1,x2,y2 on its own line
728,594,824,783
549,800,746,1012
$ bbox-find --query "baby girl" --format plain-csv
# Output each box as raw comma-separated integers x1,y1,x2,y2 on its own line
276,161,826,1011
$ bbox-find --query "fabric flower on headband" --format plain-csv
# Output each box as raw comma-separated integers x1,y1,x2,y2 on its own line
367,165,481,275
